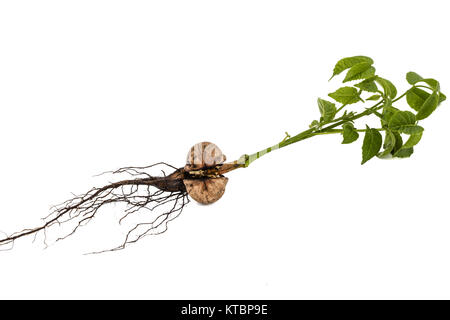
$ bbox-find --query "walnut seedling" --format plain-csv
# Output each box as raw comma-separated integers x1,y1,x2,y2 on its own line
0,56,445,252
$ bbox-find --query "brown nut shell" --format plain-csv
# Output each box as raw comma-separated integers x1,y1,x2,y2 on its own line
183,177,228,205
185,142,226,171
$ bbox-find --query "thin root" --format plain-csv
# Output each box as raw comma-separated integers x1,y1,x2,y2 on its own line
0,163,189,253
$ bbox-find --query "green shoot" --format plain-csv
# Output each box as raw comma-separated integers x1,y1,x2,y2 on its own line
239,56,446,167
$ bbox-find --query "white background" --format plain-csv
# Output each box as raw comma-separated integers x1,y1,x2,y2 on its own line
0,0,449,299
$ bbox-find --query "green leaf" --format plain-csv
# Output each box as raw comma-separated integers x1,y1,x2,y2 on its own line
375,77,397,99
382,106,400,124
416,91,439,120
343,62,376,82
354,78,378,93
406,72,440,90
389,111,422,133
309,120,320,129
395,148,414,158
330,56,374,80
398,125,424,135
328,87,361,104
406,72,423,85
377,129,396,158
390,131,422,158
361,126,382,164
341,123,359,144
439,92,446,103
406,87,430,111
366,94,381,101
388,110,416,130
402,132,423,149
421,79,440,91
395,147,414,158
317,98,337,122
391,131,403,155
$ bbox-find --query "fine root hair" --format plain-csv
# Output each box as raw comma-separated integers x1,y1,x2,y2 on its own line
0,162,189,253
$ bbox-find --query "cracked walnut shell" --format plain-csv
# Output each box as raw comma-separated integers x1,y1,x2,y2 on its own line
185,142,226,171
183,177,228,205
183,142,228,204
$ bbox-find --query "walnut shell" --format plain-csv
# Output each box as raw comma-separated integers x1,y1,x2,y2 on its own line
185,142,226,171
183,177,228,205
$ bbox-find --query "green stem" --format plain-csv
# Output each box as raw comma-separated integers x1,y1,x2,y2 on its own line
313,128,386,135
335,103,347,114
414,85,432,91
242,99,386,167
392,91,407,103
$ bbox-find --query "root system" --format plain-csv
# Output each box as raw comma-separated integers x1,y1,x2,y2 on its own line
0,163,190,252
